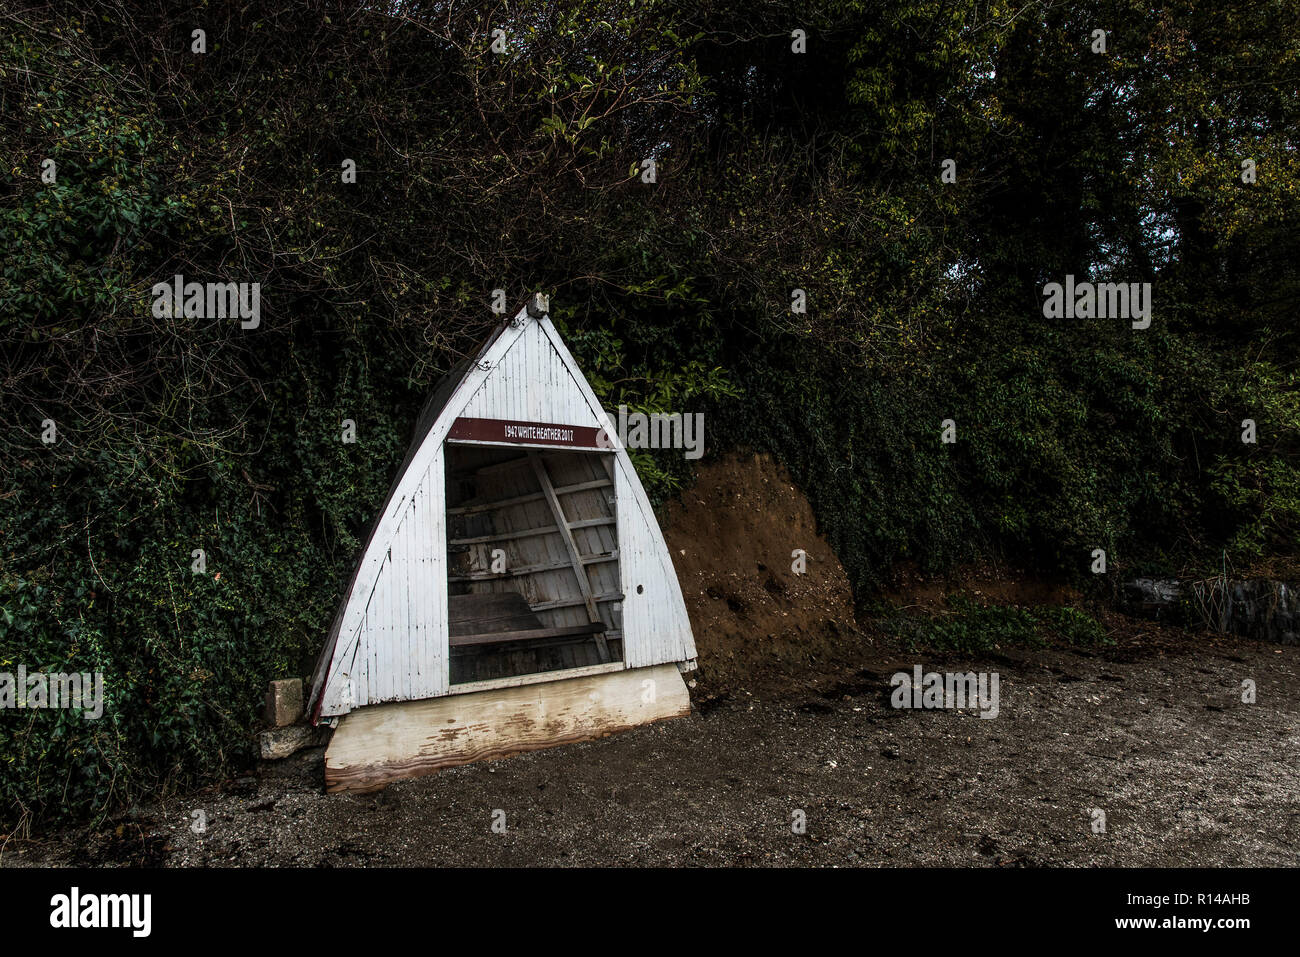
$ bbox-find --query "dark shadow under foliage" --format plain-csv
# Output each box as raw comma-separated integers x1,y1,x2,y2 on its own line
1,0,1297,826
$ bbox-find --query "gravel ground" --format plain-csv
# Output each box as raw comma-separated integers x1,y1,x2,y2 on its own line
7,622,1298,868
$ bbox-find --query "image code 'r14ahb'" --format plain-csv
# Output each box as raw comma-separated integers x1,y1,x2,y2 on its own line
309,297,697,792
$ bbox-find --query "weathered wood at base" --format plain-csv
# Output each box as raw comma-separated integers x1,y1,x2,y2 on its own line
448,592,539,634
324,663,691,793
446,591,607,647
449,620,606,648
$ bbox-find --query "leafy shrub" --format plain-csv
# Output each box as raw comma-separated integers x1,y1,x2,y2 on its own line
881,595,1111,654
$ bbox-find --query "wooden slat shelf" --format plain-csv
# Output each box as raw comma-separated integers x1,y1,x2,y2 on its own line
530,591,624,612
450,621,608,649
448,478,612,516
448,516,614,547
447,592,608,650
448,551,618,583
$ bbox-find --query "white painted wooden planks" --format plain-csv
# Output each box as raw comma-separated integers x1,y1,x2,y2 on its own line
458,320,597,427
367,453,447,705
613,453,696,668
315,321,515,715
321,453,448,714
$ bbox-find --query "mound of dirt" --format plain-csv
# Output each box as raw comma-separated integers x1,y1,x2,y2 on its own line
660,451,869,703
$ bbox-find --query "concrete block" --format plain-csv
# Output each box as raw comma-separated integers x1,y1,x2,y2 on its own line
265,678,303,727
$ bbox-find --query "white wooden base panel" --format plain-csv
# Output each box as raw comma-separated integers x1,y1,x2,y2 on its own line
324,663,692,793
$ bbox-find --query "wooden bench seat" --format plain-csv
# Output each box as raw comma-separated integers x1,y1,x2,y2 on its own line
448,592,606,649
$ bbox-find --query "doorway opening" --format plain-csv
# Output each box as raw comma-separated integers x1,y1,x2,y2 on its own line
444,444,623,685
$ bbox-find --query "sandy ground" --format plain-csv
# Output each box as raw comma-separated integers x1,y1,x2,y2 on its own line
7,623,1297,868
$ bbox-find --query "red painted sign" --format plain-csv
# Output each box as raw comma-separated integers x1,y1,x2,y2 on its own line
447,417,607,449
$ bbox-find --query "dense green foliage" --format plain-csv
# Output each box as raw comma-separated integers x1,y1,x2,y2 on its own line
881,594,1112,653
1,0,1296,826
